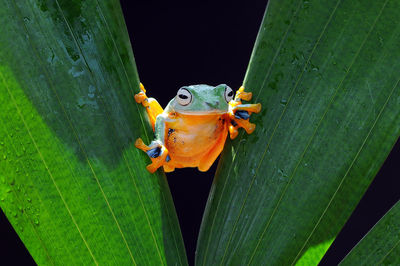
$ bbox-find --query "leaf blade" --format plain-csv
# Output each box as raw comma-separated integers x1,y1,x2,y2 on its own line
196,0,400,264
0,0,186,264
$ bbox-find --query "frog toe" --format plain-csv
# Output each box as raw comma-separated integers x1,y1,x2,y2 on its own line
231,118,255,134
134,91,147,104
229,124,239,139
135,138,149,152
234,86,253,101
233,103,262,114
238,119,256,134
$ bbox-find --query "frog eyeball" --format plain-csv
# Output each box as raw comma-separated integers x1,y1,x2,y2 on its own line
224,86,234,102
177,88,192,106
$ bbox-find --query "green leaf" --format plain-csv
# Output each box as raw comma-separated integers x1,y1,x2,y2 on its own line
0,0,186,265
196,0,400,264
340,200,400,265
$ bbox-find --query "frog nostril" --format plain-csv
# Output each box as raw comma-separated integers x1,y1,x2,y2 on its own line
205,101,219,108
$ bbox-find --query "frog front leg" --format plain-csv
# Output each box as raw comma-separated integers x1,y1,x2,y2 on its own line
228,86,262,139
135,113,172,173
134,83,164,131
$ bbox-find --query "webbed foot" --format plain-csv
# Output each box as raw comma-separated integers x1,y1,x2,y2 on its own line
135,138,170,173
228,86,262,139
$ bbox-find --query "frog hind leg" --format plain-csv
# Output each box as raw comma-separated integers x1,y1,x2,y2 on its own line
134,83,164,131
135,138,169,173
198,130,228,172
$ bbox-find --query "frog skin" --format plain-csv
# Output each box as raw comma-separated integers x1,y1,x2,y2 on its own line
134,83,261,173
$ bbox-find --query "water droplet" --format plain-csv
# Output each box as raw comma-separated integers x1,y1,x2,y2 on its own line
0,141,4,145
12,211,17,217
280,98,288,106
0,197,4,201
268,81,277,90
23,17,30,22
77,98,86,109
68,67,85,78
312,66,319,71
27,197,31,203
34,219,39,226
3,154,7,160
379,36,384,46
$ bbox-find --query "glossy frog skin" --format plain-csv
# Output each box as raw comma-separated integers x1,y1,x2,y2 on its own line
134,84,261,173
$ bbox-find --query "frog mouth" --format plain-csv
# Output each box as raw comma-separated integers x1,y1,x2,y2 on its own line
178,110,227,115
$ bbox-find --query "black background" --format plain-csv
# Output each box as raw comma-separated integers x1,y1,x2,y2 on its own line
1,0,399,265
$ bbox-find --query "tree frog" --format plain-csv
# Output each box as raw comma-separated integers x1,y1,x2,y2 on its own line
134,83,261,173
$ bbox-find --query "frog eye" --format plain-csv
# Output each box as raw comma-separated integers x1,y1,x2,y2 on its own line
177,88,192,106
224,86,234,102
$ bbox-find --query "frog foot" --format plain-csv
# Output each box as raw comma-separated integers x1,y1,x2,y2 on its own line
135,138,170,173
134,83,149,105
134,83,164,131
228,86,262,139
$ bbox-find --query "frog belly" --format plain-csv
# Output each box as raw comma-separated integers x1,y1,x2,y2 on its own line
165,114,228,168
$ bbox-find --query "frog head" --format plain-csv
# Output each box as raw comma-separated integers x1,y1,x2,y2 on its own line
170,84,234,114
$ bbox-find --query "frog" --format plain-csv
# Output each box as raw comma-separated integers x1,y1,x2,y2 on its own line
134,83,261,173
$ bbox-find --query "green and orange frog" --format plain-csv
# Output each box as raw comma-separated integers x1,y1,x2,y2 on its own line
134,83,261,173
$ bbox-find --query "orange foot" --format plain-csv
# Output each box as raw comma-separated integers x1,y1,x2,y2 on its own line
228,86,262,139
135,138,170,173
